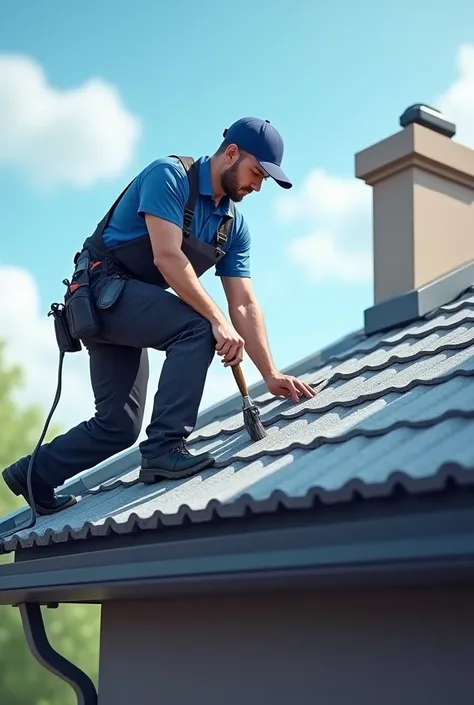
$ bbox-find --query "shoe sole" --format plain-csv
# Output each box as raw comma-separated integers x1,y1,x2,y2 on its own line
2,466,77,516
138,456,215,484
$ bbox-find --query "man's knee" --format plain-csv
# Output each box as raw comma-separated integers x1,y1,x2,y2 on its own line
179,313,214,346
190,315,216,356
191,314,213,337
96,409,142,450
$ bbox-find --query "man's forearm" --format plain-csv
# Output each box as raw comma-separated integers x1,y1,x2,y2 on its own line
157,252,225,324
229,301,277,378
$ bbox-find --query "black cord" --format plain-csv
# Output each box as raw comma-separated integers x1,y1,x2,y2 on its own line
0,350,65,540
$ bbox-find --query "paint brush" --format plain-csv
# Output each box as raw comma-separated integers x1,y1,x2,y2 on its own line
231,363,267,441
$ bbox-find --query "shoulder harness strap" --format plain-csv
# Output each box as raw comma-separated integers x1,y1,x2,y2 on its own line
169,155,235,252
168,155,197,237
215,201,235,251
94,179,134,242
91,156,198,255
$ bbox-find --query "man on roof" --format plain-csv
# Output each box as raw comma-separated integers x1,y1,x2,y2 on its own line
2,116,316,515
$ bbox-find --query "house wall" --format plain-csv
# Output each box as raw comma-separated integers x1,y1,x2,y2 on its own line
97,585,473,705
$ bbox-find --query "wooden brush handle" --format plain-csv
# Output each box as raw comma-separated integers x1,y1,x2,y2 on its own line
232,363,249,397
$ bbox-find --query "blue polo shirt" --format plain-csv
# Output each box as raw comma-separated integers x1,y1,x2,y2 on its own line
102,156,251,278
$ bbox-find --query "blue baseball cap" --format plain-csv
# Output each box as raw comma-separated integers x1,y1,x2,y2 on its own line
223,117,292,189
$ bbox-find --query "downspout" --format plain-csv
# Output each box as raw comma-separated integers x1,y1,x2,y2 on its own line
16,602,98,705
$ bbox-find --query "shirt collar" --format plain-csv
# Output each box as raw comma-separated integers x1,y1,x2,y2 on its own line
198,156,234,217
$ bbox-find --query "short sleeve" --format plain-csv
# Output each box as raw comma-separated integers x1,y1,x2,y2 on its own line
137,160,188,229
215,212,251,278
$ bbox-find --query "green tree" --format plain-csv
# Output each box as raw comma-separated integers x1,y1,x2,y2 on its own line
0,340,100,705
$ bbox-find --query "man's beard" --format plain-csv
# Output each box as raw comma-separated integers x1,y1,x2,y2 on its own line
221,160,252,202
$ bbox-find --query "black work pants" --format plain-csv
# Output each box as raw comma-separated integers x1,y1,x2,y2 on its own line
33,267,216,489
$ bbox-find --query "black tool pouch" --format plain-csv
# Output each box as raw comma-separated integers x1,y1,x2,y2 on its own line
65,284,100,339
48,302,82,354
95,274,127,310
64,250,101,340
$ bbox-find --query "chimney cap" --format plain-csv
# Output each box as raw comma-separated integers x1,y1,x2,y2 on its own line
399,103,456,139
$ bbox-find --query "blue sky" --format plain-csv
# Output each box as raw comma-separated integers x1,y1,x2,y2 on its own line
2,0,474,425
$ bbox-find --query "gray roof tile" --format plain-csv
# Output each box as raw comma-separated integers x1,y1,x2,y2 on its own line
2,286,474,552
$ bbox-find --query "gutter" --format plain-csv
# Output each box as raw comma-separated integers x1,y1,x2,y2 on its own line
2,501,474,705
16,602,98,705
1,501,474,605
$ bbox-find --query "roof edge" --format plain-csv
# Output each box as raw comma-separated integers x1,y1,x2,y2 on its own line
1,498,474,605
364,259,474,335
3,460,474,553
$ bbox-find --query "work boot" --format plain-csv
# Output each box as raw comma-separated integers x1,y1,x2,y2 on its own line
138,443,215,483
2,456,77,516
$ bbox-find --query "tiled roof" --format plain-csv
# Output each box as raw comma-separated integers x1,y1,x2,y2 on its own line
2,286,474,553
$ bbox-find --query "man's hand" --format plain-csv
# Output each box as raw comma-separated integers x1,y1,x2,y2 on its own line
264,370,317,402
212,318,245,367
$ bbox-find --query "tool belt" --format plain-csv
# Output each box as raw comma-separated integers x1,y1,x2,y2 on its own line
63,249,128,341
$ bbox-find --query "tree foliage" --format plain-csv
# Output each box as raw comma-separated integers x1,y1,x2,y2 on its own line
0,340,100,705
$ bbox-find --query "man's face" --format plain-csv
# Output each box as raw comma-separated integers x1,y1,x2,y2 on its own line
221,150,268,202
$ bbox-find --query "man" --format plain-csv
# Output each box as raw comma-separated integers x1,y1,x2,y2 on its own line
2,116,316,516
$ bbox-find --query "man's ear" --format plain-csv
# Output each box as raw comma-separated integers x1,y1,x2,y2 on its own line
225,143,239,163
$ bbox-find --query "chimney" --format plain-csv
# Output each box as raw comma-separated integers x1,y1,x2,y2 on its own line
355,104,474,335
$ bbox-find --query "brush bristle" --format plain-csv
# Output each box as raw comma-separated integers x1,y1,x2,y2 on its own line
243,406,267,441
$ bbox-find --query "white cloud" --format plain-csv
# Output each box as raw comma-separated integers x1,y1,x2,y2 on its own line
437,44,474,148
288,232,372,283
0,54,140,188
277,169,372,284
279,43,474,285
0,265,256,458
